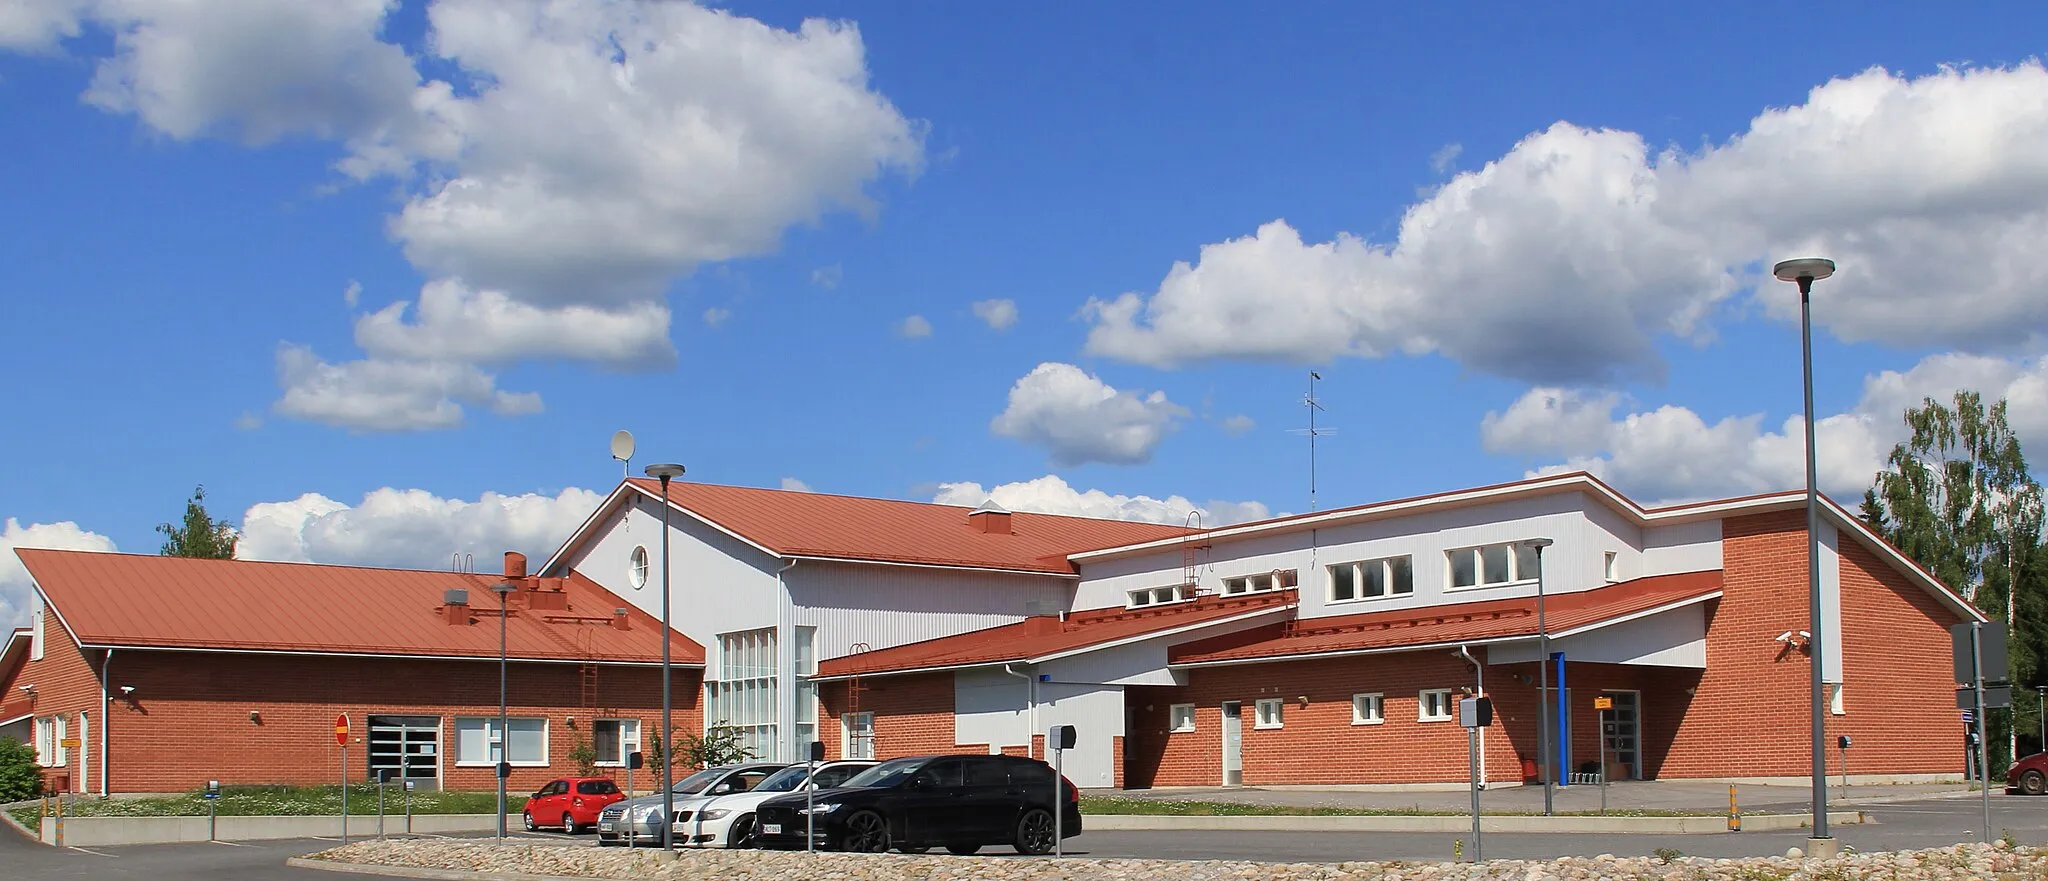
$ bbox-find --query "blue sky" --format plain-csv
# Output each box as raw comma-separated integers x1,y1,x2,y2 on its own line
4,1,2048,624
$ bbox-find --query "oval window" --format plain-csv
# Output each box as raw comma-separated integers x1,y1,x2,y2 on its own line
629,546,649,589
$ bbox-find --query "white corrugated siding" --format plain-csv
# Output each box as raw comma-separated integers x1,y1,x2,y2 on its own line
786,560,1071,660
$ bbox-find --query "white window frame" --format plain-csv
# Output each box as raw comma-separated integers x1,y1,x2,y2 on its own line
1328,556,1415,604
1224,569,1299,596
842,712,875,760
1351,693,1384,726
1128,585,1195,608
1418,689,1454,722
30,605,44,662
1604,551,1620,582
1168,704,1196,733
628,546,649,590
1254,698,1284,730
454,717,550,767
707,627,781,760
35,715,68,766
592,718,641,767
1830,683,1846,716
1445,542,1541,590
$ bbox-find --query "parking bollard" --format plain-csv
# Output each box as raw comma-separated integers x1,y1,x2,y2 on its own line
1727,784,1740,832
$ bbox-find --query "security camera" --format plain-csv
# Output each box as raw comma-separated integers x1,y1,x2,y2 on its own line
1775,631,1793,643
1798,631,1812,642
119,686,135,696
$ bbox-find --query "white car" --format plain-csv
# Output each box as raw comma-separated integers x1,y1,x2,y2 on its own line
671,760,878,848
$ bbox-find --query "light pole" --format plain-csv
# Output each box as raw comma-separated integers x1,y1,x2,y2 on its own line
491,580,517,839
1523,537,1555,815
644,463,686,853
2037,686,2046,756
1773,256,1836,855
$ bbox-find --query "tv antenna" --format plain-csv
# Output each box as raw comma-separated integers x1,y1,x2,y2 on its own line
1287,371,1336,512
610,430,635,478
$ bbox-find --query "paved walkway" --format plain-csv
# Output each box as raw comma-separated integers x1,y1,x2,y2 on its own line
1100,779,1976,814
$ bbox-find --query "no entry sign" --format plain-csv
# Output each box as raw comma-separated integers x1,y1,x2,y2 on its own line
335,713,350,745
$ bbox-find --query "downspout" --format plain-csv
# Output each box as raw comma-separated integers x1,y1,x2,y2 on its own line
776,560,799,762
1455,644,1484,788
99,648,112,797
1002,664,1037,759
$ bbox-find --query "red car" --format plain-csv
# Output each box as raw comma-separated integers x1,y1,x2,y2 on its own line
2008,752,2048,795
523,777,626,833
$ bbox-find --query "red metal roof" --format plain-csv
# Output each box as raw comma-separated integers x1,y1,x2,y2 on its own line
625,479,1197,574
816,590,1298,677
16,550,703,665
1171,570,1723,665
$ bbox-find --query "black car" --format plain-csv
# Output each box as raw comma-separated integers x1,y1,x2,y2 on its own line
752,753,1082,855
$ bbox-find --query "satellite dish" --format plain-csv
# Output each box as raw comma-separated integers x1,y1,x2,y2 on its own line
610,430,635,462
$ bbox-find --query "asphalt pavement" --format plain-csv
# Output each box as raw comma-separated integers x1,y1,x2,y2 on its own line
3,796,2044,877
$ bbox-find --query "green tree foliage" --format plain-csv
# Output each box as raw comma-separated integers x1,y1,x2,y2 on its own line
156,485,238,559
679,722,757,769
0,736,43,801
1863,391,2043,772
569,735,598,777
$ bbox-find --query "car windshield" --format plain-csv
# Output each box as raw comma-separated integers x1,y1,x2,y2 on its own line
751,766,811,793
669,768,728,795
842,757,927,788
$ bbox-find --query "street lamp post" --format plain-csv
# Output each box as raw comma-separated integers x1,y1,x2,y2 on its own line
1773,257,1837,856
1523,538,1556,815
491,581,517,839
644,463,686,853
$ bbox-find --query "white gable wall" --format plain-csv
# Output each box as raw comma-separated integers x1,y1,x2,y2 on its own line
561,494,783,659
787,561,1071,660
1644,520,1724,576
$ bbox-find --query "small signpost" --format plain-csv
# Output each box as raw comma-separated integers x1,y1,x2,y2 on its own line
335,713,351,844
1049,724,1076,858
205,780,220,841
1459,696,1493,862
805,741,824,853
1594,696,1614,815
1953,621,2006,846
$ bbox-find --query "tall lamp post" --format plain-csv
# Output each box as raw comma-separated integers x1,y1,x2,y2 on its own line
1522,538,1556,815
644,463,686,853
1773,257,1836,856
491,581,517,839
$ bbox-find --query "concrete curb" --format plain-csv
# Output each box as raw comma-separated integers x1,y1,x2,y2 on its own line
286,858,594,881
35,813,504,847
1081,810,1864,833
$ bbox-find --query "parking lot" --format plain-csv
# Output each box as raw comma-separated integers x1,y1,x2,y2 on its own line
4,795,2045,878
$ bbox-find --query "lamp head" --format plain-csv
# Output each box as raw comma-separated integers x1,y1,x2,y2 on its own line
1521,537,1555,549
643,463,686,481
1772,258,1835,283
490,581,518,596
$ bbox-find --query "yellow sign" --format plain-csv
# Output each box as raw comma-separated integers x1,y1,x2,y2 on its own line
59,738,81,748
1593,696,1614,710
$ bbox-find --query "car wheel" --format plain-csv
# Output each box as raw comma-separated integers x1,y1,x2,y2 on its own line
1013,808,1056,855
522,811,537,832
896,844,930,854
2023,770,2047,796
728,815,759,849
563,812,580,834
945,844,982,855
840,810,891,853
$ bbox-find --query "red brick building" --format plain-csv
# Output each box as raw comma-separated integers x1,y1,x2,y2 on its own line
2,550,704,795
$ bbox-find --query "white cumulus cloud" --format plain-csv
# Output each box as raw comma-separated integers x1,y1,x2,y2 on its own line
932,475,1269,527
1,518,118,629
990,363,1188,467
1220,414,1256,436
896,315,932,338
352,279,674,370
971,298,1019,331
273,344,542,432
779,477,812,492
1085,64,2048,384
1484,352,2048,504
237,486,604,571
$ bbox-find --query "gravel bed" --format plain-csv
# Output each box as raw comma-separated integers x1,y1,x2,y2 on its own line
307,838,2048,880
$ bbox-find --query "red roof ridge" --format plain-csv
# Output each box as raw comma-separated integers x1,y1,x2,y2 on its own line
15,547,497,580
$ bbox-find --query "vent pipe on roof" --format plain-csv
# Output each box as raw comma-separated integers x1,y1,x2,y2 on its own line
504,551,528,579
443,589,471,626
611,607,631,632
969,499,1013,535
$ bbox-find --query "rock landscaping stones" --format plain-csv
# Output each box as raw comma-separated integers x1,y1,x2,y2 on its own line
306,838,2048,881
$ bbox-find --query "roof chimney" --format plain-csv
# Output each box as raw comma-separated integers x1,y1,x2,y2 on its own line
611,607,632,632
968,499,1012,535
443,588,471,626
503,551,528,579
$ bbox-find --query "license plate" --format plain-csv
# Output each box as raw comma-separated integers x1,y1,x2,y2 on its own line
761,823,780,835
600,823,613,832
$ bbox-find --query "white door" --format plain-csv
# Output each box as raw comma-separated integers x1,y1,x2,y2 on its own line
1220,701,1243,786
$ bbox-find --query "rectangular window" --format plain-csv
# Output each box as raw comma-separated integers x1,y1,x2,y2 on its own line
1329,556,1414,603
1128,585,1194,608
454,717,548,766
1226,570,1298,596
30,606,44,662
842,712,875,760
1168,704,1196,732
366,715,441,783
1418,689,1454,722
1254,698,1284,730
593,719,640,766
1604,551,1620,582
34,717,54,766
1830,683,1845,716
707,627,781,760
1447,542,1542,589
1352,693,1384,725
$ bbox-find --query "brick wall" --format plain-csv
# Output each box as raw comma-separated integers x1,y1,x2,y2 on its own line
1,623,103,793
1837,536,1964,773
94,649,701,793
818,673,952,761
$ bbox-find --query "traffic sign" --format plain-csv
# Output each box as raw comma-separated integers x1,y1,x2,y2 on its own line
1593,696,1613,710
1962,710,1975,723
1959,685,2013,709
1952,621,2009,684
334,713,350,745
59,738,80,749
